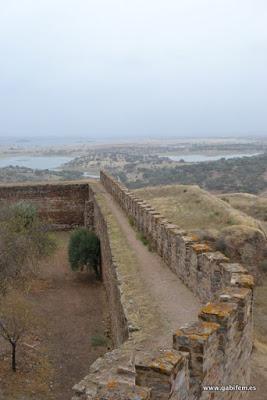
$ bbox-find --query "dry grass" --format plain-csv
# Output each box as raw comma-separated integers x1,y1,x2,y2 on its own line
135,184,263,233
218,193,267,233
135,184,267,276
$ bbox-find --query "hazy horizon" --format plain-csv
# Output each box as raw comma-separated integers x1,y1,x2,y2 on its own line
1,1,267,138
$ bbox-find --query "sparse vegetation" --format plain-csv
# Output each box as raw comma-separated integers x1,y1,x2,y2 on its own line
128,216,135,227
0,292,34,372
134,184,262,232
91,333,109,347
134,184,267,272
219,193,267,227
0,165,84,183
0,201,56,374
137,232,149,247
0,201,56,295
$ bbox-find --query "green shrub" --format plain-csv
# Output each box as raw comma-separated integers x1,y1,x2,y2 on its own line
259,260,267,273
128,216,135,227
226,217,236,225
11,201,37,230
91,334,109,347
215,237,227,253
68,228,101,278
137,232,149,247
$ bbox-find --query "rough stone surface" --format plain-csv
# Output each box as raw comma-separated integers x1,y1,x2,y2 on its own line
0,182,89,229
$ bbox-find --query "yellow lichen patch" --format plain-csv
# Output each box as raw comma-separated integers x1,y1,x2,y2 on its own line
231,273,254,289
201,321,220,331
190,234,201,241
147,351,183,374
175,329,185,337
183,234,199,243
175,322,219,341
191,243,212,254
107,379,118,389
200,302,236,318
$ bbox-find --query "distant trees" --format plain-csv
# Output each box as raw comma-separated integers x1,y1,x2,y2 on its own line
68,228,101,278
125,153,267,194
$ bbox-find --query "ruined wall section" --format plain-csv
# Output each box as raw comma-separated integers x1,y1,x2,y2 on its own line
97,170,254,400
0,183,89,230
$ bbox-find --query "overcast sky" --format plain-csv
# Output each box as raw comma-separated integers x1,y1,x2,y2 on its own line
0,0,266,138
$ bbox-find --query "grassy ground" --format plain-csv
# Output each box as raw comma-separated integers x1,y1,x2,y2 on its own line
0,232,109,400
135,184,263,232
134,185,267,273
218,193,267,234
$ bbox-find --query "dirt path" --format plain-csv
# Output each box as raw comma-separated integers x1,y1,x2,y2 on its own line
0,232,109,400
95,183,200,337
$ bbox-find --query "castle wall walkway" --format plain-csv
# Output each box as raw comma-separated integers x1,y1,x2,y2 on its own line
93,182,200,346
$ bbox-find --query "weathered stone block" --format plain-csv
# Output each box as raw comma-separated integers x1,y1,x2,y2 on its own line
136,350,186,400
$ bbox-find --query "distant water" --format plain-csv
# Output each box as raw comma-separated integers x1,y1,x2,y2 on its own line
166,153,260,162
83,172,100,179
0,136,96,148
0,156,73,170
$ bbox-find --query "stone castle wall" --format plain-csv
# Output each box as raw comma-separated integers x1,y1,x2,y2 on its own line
95,170,255,400
87,186,129,346
0,183,89,230
0,179,254,399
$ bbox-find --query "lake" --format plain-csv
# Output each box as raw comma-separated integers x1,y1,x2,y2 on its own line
166,153,260,162
0,156,73,170
0,152,261,170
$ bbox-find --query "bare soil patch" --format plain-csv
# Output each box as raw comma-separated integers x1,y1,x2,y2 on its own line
0,232,109,400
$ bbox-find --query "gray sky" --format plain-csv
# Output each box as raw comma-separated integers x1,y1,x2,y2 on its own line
0,0,267,138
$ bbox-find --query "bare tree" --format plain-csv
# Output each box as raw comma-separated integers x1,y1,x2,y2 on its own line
0,292,33,372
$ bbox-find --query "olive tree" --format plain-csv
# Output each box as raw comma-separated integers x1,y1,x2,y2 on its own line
68,228,101,278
